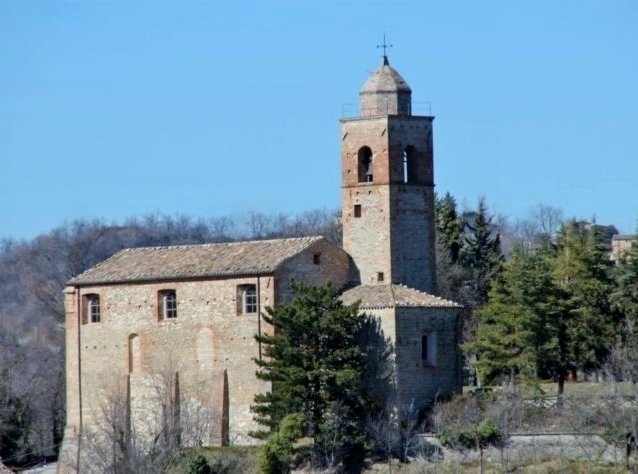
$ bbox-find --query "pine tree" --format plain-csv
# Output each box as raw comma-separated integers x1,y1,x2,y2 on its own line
252,281,390,471
467,244,555,385
553,221,618,378
612,238,638,322
460,197,503,308
436,192,463,263
611,238,638,380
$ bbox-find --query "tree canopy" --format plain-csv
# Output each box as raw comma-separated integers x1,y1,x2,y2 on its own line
252,281,392,472
468,220,626,394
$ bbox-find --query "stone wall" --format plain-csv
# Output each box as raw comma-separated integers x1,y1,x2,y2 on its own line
363,305,461,410
421,433,621,466
394,307,462,409
66,275,274,447
275,239,352,299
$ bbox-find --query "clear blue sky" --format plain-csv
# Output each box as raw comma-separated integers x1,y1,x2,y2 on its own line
2,0,637,240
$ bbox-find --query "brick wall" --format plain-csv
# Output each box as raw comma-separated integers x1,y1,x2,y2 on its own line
341,116,436,293
393,307,462,408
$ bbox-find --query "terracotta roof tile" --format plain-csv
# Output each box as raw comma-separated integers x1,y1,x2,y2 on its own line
69,236,324,286
341,284,460,309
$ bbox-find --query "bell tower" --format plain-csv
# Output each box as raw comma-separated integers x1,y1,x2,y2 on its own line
341,55,436,293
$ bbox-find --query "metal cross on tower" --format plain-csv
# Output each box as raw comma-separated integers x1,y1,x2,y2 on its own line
376,33,393,63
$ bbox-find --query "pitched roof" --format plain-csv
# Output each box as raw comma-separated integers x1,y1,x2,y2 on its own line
69,236,324,286
341,284,460,309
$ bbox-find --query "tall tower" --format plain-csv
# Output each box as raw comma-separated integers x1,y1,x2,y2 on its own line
341,55,436,293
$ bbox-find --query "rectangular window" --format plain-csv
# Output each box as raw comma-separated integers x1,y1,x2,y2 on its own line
354,204,362,218
421,332,437,365
313,253,321,265
377,272,384,282
158,290,177,320
82,294,101,324
421,335,428,361
237,284,257,315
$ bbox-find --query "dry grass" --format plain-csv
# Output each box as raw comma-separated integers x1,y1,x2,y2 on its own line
365,458,629,473
167,445,259,473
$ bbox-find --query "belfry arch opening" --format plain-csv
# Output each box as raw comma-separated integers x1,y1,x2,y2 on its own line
403,146,417,183
357,146,373,183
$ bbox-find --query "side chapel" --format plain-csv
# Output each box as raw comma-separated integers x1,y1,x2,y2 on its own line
58,53,461,472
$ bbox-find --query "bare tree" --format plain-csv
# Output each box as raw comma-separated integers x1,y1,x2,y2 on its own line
535,203,564,239
81,355,222,474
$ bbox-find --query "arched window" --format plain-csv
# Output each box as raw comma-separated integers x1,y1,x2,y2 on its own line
403,146,417,184
357,146,373,183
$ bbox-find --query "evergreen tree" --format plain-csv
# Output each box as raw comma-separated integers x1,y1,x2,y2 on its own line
460,197,503,308
471,220,620,392
435,192,471,303
611,238,638,380
612,238,638,322
252,281,390,472
436,192,463,263
553,221,618,378
467,244,555,385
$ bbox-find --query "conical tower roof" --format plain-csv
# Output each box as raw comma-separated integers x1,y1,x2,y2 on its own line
360,56,412,95
359,56,412,116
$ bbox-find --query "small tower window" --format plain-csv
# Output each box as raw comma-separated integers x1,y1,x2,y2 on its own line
313,253,321,265
357,146,373,183
421,332,437,365
402,153,408,183
158,290,177,320
403,146,417,184
377,272,384,282
354,204,362,218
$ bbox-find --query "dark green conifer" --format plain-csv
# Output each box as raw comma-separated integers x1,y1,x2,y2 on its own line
252,281,390,472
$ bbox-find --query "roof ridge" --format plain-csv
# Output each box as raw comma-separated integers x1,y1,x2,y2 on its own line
340,283,461,309
391,283,461,306
121,235,323,252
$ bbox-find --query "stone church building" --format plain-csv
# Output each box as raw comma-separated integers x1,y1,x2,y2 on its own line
58,55,461,472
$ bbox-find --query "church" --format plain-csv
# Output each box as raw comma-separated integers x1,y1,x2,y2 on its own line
58,54,461,471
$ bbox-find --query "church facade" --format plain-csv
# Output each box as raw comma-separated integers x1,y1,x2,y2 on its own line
58,55,461,472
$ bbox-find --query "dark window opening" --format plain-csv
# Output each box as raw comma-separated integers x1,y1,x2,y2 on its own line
354,204,362,218
403,145,417,184
421,334,428,361
357,146,373,183
377,272,384,282
159,290,177,320
313,253,321,265
421,332,437,365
